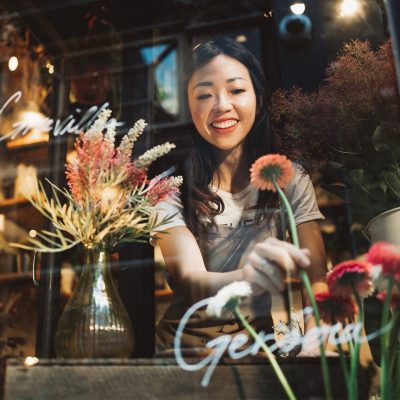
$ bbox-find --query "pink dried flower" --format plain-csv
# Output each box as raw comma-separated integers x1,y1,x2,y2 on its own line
327,260,373,298
124,163,147,188
315,291,358,324
146,177,181,205
250,154,294,192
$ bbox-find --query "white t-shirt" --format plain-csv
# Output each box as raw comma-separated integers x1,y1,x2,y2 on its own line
153,163,323,235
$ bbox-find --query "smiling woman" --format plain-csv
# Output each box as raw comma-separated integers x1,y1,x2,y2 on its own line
153,37,327,351
187,55,256,151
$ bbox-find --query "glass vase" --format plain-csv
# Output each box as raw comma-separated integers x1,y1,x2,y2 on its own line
54,245,134,358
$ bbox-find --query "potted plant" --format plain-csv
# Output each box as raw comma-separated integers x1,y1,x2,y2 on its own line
270,39,400,244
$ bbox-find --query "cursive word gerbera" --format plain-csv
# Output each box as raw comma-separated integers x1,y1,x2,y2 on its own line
174,297,391,388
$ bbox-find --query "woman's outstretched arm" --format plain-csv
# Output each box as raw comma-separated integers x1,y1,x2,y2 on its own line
157,227,311,305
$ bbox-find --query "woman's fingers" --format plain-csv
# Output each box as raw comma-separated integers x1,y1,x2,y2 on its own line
243,238,311,295
247,252,284,292
243,262,283,295
254,238,311,272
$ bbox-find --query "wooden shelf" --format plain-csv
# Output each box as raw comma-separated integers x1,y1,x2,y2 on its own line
0,272,32,284
155,287,173,299
0,197,28,210
318,199,345,209
6,135,48,151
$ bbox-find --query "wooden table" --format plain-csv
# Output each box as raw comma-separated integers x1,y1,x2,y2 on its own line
1,357,371,399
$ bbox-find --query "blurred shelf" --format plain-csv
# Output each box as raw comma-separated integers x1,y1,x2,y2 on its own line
318,199,345,209
0,197,28,210
155,287,173,300
0,272,32,284
6,135,48,151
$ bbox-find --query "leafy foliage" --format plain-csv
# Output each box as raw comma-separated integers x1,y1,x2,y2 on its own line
271,40,400,225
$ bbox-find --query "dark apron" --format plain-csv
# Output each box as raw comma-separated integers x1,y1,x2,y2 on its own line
155,206,305,351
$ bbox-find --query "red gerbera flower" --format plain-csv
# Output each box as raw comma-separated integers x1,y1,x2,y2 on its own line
315,291,358,324
250,154,294,192
327,260,374,298
367,241,400,279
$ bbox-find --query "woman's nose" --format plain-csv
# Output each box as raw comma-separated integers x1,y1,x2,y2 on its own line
214,93,233,113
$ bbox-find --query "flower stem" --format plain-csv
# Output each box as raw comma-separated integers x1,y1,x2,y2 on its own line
381,276,394,400
300,269,333,400
273,178,296,325
349,292,363,400
388,309,400,376
234,308,297,400
273,178,299,248
272,177,332,400
337,340,350,385
395,337,400,399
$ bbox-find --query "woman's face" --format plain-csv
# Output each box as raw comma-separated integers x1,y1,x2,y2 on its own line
187,54,257,152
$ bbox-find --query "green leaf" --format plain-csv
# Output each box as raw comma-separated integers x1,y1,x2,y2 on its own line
348,188,372,208
350,169,371,193
327,161,343,169
371,125,389,152
382,171,400,200
369,186,387,204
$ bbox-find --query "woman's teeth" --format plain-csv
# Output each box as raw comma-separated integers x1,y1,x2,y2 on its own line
212,120,238,129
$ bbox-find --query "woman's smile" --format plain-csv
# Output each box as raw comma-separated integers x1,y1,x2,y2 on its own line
210,118,240,134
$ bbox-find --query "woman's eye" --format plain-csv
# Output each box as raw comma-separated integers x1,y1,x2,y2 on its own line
232,88,245,95
197,94,211,100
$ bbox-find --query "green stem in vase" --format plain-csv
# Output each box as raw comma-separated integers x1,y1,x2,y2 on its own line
381,276,394,400
234,307,297,400
272,177,332,400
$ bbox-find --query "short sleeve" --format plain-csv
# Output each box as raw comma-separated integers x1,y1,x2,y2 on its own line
285,164,324,225
151,196,186,234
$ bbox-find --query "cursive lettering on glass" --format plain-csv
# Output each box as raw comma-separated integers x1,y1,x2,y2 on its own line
174,296,391,388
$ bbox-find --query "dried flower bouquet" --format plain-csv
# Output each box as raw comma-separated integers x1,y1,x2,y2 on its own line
12,109,182,252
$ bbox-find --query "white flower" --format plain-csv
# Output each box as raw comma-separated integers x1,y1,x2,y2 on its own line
135,142,176,169
104,118,117,145
206,281,252,318
173,176,183,187
86,109,112,139
118,119,147,161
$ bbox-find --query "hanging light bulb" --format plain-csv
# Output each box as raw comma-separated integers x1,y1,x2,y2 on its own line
45,61,55,74
290,3,306,15
340,0,360,17
8,56,18,71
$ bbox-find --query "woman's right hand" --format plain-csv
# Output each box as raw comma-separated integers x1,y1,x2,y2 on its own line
242,237,311,295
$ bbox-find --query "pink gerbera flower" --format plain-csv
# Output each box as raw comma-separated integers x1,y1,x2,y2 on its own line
315,291,358,324
367,241,400,279
327,260,374,298
250,154,294,192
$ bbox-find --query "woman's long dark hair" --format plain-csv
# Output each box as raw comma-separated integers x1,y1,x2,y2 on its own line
181,37,276,239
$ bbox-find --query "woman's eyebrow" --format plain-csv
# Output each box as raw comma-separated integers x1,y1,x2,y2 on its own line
226,76,246,83
193,76,246,90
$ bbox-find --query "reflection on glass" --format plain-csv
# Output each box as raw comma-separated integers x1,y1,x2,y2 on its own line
155,48,179,116
132,42,179,123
